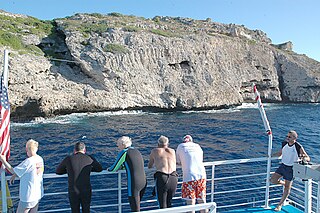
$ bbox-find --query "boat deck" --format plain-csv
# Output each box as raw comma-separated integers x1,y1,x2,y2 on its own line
225,205,303,213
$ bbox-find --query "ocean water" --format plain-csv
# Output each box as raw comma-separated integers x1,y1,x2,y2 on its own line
10,103,320,172
6,103,320,211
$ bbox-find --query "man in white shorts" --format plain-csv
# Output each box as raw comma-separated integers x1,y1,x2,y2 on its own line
0,139,44,213
176,135,207,213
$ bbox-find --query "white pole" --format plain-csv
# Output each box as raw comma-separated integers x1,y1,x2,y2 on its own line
317,181,320,213
3,50,9,88
252,84,273,209
1,49,9,213
211,165,215,202
118,172,122,213
305,179,312,213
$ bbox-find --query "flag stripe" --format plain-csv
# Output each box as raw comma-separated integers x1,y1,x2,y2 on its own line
0,73,10,167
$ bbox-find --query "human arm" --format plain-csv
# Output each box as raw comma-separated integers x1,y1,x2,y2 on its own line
107,150,127,172
148,150,154,169
55,157,68,175
0,154,15,175
9,174,17,185
272,149,282,157
176,147,181,166
299,147,310,162
89,155,103,172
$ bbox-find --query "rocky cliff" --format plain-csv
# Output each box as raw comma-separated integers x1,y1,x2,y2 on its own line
0,11,319,121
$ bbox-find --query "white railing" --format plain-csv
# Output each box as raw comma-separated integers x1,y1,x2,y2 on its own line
1,157,315,212
290,178,320,213
140,202,216,213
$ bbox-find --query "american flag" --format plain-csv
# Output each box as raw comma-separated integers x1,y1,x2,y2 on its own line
0,73,10,167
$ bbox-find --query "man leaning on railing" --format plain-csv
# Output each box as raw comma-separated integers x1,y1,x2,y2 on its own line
270,130,310,212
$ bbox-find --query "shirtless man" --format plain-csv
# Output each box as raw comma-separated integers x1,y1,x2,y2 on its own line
148,135,178,209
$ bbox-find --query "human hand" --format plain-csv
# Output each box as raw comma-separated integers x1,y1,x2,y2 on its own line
9,174,16,185
0,155,6,162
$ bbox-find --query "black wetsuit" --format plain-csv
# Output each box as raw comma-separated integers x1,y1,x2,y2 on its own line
108,147,147,212
56,153,103,213
154,171,178,208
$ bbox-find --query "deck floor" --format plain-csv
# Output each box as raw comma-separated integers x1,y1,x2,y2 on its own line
223,205,303,213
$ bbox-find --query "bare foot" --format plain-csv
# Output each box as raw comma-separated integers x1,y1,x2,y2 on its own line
274,205,282,211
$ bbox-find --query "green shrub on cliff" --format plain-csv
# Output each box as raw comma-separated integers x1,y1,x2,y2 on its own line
150,29,176,37
0,31,24,49
0,14,53,54
104,43,128,54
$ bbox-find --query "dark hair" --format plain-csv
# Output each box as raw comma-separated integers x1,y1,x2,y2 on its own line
74,142,85,152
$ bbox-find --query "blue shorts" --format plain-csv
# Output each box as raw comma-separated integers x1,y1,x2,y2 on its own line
275,163,293,181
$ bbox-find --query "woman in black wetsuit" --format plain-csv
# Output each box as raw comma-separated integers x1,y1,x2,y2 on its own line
108,136,147,212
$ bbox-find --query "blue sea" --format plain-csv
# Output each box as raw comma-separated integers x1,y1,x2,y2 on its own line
7,103,320,211
10,103,320,171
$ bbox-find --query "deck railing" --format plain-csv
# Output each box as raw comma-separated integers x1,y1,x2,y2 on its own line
1,157,317,212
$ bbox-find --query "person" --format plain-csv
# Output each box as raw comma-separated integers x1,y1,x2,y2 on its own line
56,142,103,213
176,135,207,213
107,136,147,212
0,139,44,213
271,130,310,212
148,135,178,209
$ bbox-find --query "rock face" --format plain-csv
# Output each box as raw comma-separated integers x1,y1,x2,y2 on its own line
0,12,319,121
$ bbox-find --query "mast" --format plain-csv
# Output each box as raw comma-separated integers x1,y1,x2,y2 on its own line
253,84,273,209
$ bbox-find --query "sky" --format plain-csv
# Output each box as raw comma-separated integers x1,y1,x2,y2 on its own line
1,0,319,62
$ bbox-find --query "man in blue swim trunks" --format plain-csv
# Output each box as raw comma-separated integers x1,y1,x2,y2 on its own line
271,130,310,211
108,136,147,212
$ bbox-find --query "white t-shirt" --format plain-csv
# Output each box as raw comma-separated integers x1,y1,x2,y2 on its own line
14,155,44,202
176,142,206,182
281,143,300,166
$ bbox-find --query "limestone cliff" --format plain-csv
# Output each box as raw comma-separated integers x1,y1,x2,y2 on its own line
0,11,319,121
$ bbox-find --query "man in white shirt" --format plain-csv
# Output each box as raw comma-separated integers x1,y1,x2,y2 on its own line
0,139,44,213
176,135,207,213
271,130,310,211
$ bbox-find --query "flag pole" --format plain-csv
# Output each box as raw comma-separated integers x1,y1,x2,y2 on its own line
253,84,273,209
1,49,9,213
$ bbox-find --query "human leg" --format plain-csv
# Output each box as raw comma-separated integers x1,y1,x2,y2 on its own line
195,179,207,213
270,172,285,185
69,191,81,213
166,175,178,208
16,201,29,213
28,203,39,213
80,190,92,213
275,180,293,211
16,201,39,213
155,172,169,208
186,199,196,213
182,180,197,213
128,196,140,212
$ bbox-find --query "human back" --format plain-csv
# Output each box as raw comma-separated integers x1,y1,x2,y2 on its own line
176,140,206,180
151,147,176,174
148,135,178,209
66,153,99,192
126,147,146,188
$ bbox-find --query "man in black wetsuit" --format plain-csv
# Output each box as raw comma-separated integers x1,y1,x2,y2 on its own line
148,135,178,209
107,136,147,212
56,142,103,213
